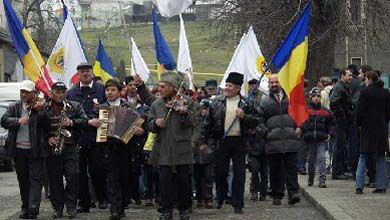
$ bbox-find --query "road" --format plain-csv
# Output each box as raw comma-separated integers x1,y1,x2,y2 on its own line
0,171,326,220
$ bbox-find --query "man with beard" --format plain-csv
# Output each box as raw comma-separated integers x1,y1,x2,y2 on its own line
259,74,301,206
200,72,259,214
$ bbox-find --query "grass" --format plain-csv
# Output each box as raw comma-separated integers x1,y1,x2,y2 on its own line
80,21,234,85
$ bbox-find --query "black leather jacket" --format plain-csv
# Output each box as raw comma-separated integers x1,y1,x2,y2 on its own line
330,80,353,120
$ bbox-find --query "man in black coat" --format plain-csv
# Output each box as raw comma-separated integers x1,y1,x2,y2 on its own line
329,68,355,179
355,71,390,194
66,62,107,212
200,72,259,214
1,80,50,219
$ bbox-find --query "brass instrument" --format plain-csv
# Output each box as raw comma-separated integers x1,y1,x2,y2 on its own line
53,101,72,155
96,106,144,144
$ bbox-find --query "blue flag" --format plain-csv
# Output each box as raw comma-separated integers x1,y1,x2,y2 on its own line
93,38,116,82
152,9,177,71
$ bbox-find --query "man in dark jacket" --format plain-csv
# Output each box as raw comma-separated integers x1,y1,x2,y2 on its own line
66,62,107,212
259,74,301,206
200,72,259,214
329,68,354,180
355,71,390,194
46,82,88,218
1,80,50,219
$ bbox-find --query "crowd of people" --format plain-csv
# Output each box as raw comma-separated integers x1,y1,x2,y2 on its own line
1,62,389,220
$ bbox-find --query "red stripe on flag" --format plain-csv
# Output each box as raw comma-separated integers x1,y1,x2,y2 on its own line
288,75,309,127
35,65,53,97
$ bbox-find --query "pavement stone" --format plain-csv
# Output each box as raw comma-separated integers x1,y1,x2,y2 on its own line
299,174,390,220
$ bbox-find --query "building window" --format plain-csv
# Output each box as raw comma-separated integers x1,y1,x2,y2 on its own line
351,57,362,66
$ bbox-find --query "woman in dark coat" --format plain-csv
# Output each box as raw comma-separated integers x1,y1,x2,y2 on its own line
355,71,390,194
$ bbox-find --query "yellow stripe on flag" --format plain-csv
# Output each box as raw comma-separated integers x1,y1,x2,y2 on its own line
93,61,113,83
21,29,46,82
278,37,308,97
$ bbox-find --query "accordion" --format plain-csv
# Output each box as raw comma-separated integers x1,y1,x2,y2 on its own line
96,106,144,144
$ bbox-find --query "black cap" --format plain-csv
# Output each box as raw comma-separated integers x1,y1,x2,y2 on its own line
52,82,67,90
205,79,218,88
248,79,259,85
77,62,93,70
226,72,244,86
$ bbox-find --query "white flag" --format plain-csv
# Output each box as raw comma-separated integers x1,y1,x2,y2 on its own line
221,26,268,94
47,16,87,87
131,38,150,82
177,14,194,90
153,0,193,17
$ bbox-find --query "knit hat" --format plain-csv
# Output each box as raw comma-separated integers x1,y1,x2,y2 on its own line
309,87,321,97
226,72,244,86
160,71,189,90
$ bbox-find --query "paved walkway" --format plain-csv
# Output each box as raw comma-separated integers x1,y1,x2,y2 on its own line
299,174,390,220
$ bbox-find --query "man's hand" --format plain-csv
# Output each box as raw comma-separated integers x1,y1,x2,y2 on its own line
155,118,166,128
61,118,73,127
18,116,29,125
236,108,245,119
295,127,302,137
49,137,58,146
88,118,101,128
200,144,209,156
134,127,145,136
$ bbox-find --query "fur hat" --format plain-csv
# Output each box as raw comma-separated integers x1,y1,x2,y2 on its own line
226,72,243,86
160,71,189,90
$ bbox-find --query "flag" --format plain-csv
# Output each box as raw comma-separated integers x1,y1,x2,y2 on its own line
271,1,311,126
3,0,52,94
131,38,150,82
152,9,176,79
221,26,267,94
47,15,87,87
61,0,68,22
93,38,116,83
177,14,194,90
153,0,193,17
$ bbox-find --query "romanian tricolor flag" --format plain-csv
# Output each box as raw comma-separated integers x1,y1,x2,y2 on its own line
152,9,177,80
271,1,311,126
93,38,116,83
3,0,53,95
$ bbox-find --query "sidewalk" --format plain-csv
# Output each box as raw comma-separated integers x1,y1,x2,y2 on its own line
299,175,390,220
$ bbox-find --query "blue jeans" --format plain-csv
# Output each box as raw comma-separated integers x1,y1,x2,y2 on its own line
355,153,387,189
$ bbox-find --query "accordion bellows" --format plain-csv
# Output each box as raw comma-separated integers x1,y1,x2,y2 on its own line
96,106,144,144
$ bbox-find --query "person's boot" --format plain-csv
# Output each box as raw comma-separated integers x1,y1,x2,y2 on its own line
159,212,173,220
19,209,29,219
250,192,258,201
288,193,301,205
52,210,63,219
356,188,363,194
67,209,77,219
28,208,39,219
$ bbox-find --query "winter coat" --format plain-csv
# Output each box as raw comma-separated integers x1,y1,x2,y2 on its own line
1,101,50,158
329,80,353,120
259,91,299,154
200,94,260,152
66,82,106,146
147,96,197,166
246,90,266,156
301,101,333,142
356,84,390,153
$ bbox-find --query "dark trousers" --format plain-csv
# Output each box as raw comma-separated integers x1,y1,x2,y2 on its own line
106,147,129,214
14,148,45,212
193,163,214,203
215,136,246,209
159,165,192,212
143,163,159,201
248,154,268,197
128,149,142,203
47,150,79,212
333,119,358,176
78,146,107,209
268,152,299,199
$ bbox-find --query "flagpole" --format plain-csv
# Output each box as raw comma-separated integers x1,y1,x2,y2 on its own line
27,49,52,91
118,1,132,74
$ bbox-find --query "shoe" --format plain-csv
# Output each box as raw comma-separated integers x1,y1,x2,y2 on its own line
77,207,90,213
250,192,258,201
234,208,244,214
52,211,63,219
135,199,142,205
204,201,214,209
90,202,96,208
272,199,281,205
67,209,77,219
308,179,314,186
179,210,190,220
216,201,223,209
288,193,301,205
225,197,232,204
145,199,154,206
110,213,121,220
356,188,363,194
159,212,173,220
27,208,39,219
98,200,108,209
332,175,348,180
19,211,29,219
372,189,386,194
319,183,328,188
